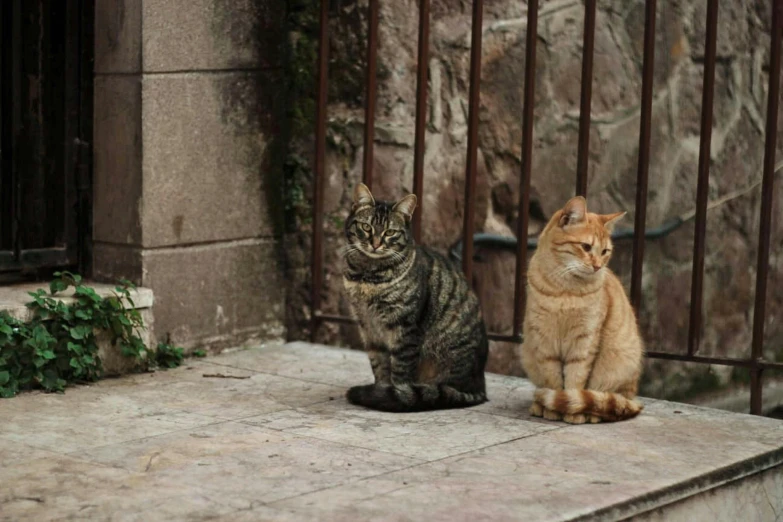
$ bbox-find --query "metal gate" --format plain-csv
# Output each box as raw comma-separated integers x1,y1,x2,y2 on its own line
308,0,783,414
0,0,93,278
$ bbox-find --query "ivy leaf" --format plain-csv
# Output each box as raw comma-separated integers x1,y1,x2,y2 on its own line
40,369,63,391
75,286,101,303
69,326,92,340
0,371,9,385
50,279,69,295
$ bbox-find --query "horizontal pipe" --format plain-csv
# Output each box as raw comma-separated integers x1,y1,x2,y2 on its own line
450,218,686,261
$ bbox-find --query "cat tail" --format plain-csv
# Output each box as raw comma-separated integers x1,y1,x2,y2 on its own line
534,388,643,421
347,383,487,412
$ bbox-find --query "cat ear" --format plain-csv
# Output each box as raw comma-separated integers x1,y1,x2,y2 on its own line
558,196,587,227
352,183,375,208
393,194,417,222
601,211,626,231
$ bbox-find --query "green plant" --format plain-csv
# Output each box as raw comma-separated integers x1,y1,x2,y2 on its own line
0,272,183,398
193,349,207,358
155,342,185,369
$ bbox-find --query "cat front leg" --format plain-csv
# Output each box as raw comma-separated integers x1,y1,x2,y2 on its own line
367,344,391,384
562,342,598,424
521,336,564,420
390,330,421,386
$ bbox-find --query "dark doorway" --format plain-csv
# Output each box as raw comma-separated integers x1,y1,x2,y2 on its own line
0,0,94,280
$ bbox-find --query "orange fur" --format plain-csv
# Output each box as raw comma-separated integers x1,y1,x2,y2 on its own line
518,196,645,424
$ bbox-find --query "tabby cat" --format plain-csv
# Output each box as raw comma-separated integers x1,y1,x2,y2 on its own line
342,183,489,412
519,196,644,424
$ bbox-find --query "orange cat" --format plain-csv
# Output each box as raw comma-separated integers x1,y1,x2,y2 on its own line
519,196,644,424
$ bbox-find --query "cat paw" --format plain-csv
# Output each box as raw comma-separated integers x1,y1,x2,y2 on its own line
346,384,375,405
543,408,563,421
587,414,602,424
563,413,587,424
529,402,544,417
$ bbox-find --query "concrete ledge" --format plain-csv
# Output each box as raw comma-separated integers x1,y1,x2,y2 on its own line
1,342,780,521
0,282,155,376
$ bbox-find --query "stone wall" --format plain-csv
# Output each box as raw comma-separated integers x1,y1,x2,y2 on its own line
92,0,286,351
285,0,783,402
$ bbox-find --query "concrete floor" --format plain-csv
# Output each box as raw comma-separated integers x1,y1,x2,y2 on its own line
1,342,782,521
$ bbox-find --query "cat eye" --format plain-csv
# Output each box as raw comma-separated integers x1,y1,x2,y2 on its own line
360,223,372,233
384,230,399,238
602,249,610,255
581,243,592,252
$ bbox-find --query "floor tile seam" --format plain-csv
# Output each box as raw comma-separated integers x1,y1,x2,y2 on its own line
263,428,568,508
234,417,432,463
0,435,67,459
200,360,352,389
59,416,234,458
192,397,349,422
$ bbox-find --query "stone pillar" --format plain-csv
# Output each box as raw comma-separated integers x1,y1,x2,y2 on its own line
92,0,285,350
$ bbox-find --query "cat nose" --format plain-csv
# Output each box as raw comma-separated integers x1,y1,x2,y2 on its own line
592,264,602,272
372,238,382,250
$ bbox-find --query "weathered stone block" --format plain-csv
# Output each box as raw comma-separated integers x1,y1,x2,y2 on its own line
140,72,283,247
93,75,143,245
92,243,143,285
141,0,284,72
95,0,142,73
141,239,285,350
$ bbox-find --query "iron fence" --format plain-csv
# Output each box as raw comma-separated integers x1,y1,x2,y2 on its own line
309,0,783,415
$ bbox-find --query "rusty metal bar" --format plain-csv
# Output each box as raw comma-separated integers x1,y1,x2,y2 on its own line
687,0,718,357
462,0,484,279
512,0,539,338
316,306,783,372
749,0,782,415
362,0,380,189
412,0,431,243
488,332,525,343
314,312,358,326
310,0,329,342
630,0,657,312
646,351,783,371
575,0,596,197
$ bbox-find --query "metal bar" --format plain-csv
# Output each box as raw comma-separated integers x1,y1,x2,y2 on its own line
575,0,597,197
0,247,76,271
487,332,524,343
630,0,656,312
646,351,783,371
314,312,358,326
362,0,380,189
76,0,95,276
10,0,21,260
411,0,431,243
687,0,718,356
750,0,782,415
310,0,329,342
512,0,539,338
462,0,484,279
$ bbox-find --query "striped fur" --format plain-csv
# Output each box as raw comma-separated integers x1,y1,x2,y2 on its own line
534,389,643,422
519,196,645,425
342,184,489,412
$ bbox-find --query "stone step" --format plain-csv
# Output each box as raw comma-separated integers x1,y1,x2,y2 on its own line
248,343,783,521
0,282,155,376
